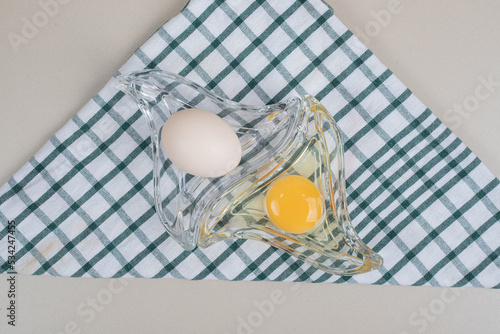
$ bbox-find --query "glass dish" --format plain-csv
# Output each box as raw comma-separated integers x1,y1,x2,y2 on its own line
115,69,382,275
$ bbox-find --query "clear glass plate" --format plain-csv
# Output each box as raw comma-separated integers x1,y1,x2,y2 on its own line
116,69,382,275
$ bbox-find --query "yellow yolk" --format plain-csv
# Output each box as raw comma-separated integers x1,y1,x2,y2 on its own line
265,175,323,234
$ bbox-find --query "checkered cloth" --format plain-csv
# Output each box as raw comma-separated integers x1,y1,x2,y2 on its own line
1,0,499,288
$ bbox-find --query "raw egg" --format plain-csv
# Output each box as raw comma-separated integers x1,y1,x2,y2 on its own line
160,108,242,178
265,175,323,234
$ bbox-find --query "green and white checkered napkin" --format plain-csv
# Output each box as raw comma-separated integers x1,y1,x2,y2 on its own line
1,0,499,288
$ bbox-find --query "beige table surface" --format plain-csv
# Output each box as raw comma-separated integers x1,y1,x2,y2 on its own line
1,0,499,333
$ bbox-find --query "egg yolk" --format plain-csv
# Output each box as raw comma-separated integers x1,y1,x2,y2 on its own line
265,175,323,234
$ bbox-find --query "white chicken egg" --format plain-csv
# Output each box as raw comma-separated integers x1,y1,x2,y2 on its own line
160,108,242,178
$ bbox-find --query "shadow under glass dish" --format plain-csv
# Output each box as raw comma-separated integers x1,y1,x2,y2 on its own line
115,69,383,275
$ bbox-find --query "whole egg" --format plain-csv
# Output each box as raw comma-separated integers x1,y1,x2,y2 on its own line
160,108,242,178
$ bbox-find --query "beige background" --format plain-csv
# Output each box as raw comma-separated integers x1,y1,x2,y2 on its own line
1,0,499,333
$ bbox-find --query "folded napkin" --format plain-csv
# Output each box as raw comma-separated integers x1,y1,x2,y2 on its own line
1,0,499,288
